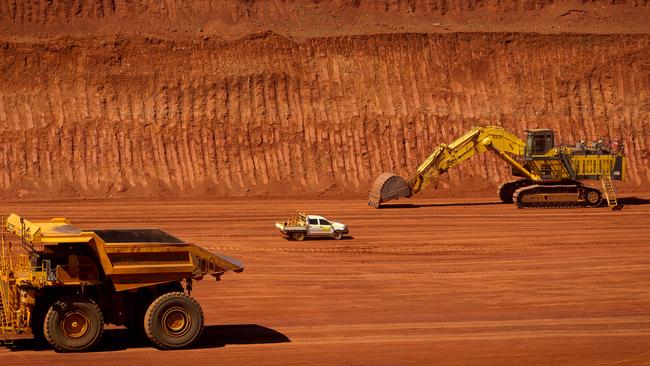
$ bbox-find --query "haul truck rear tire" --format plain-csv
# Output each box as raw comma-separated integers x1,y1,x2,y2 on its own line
144,292,204,349
498,179,532,203
43,296,104,352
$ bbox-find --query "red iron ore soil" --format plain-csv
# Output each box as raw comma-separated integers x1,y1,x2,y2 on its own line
0,196,649,365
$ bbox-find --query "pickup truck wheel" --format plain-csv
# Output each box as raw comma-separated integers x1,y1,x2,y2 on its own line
144,292,204,349
43,296,104,352
293,232,305,241
333,231,343,240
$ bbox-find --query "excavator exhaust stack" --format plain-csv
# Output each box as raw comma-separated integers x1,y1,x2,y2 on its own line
368,173,412,208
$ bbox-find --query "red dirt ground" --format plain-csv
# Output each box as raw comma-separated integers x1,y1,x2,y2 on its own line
1,196,649,365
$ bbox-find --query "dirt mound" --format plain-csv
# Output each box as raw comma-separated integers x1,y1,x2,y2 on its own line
0,2,648,199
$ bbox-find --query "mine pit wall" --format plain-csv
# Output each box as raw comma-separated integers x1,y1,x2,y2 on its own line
0,32,648,199
0,1,648,28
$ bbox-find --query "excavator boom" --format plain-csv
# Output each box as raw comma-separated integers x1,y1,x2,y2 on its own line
368,126,532,207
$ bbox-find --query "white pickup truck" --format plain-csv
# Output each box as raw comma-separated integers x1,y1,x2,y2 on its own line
275,213,349,241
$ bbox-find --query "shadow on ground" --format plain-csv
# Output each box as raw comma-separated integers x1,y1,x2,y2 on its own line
379,201,503,209
379,196,650,209
8,324,290,352
283,236,354,241
618,197,650,206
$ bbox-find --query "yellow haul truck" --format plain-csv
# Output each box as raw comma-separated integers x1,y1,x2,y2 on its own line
369,126,625,209
0,214,243,352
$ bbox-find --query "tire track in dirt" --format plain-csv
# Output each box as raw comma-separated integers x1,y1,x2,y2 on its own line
4,197,649,365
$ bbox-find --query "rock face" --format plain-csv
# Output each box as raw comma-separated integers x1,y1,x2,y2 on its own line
0,1,648,198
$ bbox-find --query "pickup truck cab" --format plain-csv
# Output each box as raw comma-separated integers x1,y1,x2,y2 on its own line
275,213,349,241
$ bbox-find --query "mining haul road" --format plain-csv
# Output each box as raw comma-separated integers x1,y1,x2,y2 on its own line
1,196,650,365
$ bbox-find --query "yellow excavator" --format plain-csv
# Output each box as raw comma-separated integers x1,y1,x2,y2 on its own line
368,126,625,209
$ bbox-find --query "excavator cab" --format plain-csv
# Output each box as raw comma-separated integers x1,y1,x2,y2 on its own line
525,129,555,156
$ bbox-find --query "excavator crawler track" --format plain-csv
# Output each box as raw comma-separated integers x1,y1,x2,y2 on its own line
513,184,603,208
498,179,533,203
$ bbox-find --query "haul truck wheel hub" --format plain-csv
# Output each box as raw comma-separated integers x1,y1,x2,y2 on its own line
61,311,90,339
162,307,191,337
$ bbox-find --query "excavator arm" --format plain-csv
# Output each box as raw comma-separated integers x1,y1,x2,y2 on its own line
368,126,539,207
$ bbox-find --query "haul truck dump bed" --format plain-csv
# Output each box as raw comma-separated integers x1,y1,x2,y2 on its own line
1,214,242,351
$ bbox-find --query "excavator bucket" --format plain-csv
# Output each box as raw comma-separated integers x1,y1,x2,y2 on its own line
368,173,412,208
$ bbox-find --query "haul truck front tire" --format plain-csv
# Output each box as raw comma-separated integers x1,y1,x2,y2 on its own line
144,292,204,349
43,296,104,352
